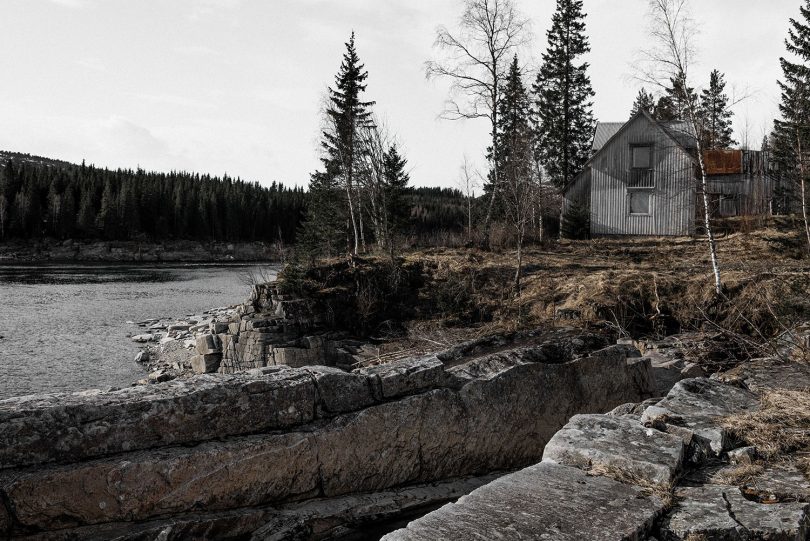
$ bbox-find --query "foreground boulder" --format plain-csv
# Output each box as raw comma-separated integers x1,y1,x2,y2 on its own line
661,485,809,540
542,413,685,488
640,378,759,455
381,462,664,541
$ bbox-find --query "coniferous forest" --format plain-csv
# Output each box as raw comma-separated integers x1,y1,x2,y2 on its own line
0,150,469,245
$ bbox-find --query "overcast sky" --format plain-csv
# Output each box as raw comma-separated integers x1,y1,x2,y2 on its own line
0,0,800,189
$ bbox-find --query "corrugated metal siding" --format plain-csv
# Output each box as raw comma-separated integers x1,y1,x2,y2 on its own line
590,114,695,236
562,168,591,217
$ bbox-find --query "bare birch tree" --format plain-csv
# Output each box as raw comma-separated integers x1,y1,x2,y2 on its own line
637,0,723,295
458,156,481,244
426,0,530,246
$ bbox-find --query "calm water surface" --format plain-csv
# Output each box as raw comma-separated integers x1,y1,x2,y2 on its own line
0,263,277,399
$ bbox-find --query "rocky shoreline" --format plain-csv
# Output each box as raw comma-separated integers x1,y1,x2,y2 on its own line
0,239,282,263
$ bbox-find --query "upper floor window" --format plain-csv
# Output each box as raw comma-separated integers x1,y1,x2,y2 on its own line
629,144,654,188
632,145,652,169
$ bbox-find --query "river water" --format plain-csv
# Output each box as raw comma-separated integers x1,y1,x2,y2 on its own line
0,263,277,399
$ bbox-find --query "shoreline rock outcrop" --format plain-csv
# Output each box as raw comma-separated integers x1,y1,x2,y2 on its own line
0,339,655,538
385,366,810,541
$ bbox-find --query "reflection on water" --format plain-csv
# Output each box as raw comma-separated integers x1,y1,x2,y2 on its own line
0,263,277,399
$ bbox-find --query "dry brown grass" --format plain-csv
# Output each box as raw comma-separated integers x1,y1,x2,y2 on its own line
711,463,766,486
723,389,810,460
587,463,675,509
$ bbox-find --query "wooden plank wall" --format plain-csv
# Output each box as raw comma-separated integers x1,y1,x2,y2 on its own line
590,115,695,236
705,151,775,216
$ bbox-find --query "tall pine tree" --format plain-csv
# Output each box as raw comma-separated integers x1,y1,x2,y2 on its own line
321,31,375,255
772,0,810,248
532,0,595,190
498,56,535,290
699,69,736,149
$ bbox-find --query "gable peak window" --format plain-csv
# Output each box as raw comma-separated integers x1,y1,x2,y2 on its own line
629,144,654,188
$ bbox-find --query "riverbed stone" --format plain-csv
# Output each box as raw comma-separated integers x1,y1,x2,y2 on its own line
542,413,685,488
641,378,759,455
381,462,664,541
661,485,810,540
0,370,317,469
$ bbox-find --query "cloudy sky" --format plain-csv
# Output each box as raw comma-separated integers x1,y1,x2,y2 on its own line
0,0,800,189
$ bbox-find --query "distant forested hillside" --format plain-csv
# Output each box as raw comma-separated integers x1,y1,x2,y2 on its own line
0,152,307,243
0,151,470,245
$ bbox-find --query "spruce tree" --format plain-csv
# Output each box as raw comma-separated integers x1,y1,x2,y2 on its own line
653,95,678,122
321,31,375,255
773,0,810,247
630,88,656,118
497,56,533,186
380,145,410,257
665,70,697,121
498,56,535,290
532,0,595,190
297,168,347,260
699,70,736,149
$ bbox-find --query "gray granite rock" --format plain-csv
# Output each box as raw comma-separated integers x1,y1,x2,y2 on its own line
1,432,322,530
543,413,685,488
719,357,810,393
740,462,810,503
641,378,759,455
661,485,809,540
195,334,220,355
191,353,221,374
0,370,317,469
303,366,376,414
381,462,664,541
727,446,757,465
358,356,448,400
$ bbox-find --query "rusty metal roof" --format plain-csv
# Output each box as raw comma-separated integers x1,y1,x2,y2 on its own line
592,122,624,152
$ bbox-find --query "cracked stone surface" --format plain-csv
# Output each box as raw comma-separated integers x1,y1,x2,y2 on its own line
661,485,809,540
542,413,685,488
641,378,759,455
381,462,664,541
719,357,810,393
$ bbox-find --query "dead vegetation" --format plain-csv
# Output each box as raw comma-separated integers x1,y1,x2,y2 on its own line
280,224,808,364
587,462,675,509
710,463,766,486
722,389,810,460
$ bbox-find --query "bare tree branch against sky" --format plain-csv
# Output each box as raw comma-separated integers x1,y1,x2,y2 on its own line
0,0,798,188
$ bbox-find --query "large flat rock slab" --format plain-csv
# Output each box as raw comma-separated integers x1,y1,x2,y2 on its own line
719,357,810,393
0,369,318,469
641,378,759,455
661,485,809,540
542,413,685,488
381,462,664,541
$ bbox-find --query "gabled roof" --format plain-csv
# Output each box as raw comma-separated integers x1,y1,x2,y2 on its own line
592,122,624,153
564,110,698,195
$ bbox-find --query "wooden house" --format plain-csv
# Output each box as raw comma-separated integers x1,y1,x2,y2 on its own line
562,110,775,237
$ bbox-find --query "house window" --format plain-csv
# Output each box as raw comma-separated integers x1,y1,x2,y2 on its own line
629,190,651,215
629,144,654,187
632,145,652,169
